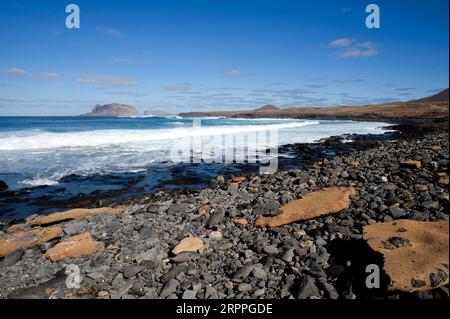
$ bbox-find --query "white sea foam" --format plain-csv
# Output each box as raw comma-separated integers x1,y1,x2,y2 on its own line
0,121,319,151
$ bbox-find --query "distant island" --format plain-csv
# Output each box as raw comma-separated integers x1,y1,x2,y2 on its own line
81,103,139,117
178,88,449,120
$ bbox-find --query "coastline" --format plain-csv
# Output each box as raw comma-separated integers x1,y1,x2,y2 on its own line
0,116,448,299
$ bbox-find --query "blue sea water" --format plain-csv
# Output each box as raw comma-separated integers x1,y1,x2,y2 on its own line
0,116,390,220
0,116,390,190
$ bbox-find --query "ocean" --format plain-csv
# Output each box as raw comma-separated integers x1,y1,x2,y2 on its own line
0,116,390,220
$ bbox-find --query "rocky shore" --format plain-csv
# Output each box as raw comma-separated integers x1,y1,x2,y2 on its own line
0,119,448,299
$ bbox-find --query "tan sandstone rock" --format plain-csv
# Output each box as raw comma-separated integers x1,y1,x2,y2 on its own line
363,220,449,292
255,187,356,227
29,207,124,226
45,233,101,261
400,160,422,169
0,226,62,257
172,236,204,255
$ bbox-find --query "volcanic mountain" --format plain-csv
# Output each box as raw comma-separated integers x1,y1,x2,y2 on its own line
82,103,139,117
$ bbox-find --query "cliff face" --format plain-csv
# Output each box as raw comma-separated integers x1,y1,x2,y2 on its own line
82,103,139,116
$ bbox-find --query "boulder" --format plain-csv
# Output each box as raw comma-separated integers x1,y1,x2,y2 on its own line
0,227,62,257
363,220,449,292
45,233,101,261
255,187,356,227
0,180,8,192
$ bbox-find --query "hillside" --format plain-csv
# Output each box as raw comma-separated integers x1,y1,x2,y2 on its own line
179,88,449,120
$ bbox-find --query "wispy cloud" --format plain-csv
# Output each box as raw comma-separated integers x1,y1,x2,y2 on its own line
97,25,122,37
105,91,146,97
328,39,380,58
77,74,138,87
394,87,416,92
224,69,241,78
163,83,192,92
329,38,355,48
5,67,27,76
34,72,59,80
341,7,352,13
334,78,365,84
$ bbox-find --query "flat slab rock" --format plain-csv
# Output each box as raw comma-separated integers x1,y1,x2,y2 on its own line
7,207,124,233
172,237,204,256
255,187,356,227
45,232,101,261
0,227,62,257
363,220,449,292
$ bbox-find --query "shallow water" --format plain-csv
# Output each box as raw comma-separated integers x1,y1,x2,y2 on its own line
0,116,391,220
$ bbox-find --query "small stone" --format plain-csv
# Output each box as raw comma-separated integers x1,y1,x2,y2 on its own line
297,275,320,299
159,279,179,299
389,207,406,218
263,245,279,255
208,231,222,240
237,283,252,292
123,265,145,279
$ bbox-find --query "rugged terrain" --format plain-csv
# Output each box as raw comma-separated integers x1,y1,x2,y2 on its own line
0,118,448,299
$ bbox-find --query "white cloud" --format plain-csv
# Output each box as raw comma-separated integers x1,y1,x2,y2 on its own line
97,25,122,37
5,67,27,76
225,69,241,77
77,74,138,87
329,38,355,48
328,39,380,58
34,72,59,80
163,83,192,92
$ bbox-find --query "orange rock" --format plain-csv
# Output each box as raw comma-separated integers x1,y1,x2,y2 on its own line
400,160,422,169
255,187,356,227
198,205,208,216
234,218,249,225
351,160,360,167
0,226,62,257
29,207,124,226
6,223,27,233
438,177,449,185
172,236,204,255
363,220,449,292
231,176,246,184
436,172,448,177
45,233,100,261
431,145,442,151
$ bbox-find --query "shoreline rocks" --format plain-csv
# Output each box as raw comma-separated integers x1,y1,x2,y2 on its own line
0,119,448,299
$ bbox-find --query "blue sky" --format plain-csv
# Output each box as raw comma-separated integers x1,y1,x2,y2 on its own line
0,0,448,115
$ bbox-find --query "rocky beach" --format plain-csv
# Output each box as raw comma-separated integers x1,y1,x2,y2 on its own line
0,116,448,300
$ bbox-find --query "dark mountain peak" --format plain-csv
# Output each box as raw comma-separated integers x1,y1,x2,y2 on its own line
82,103,140,116
413,88,449,103
254,104,279,112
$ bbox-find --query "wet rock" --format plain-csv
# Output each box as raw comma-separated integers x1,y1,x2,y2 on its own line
0,180,8,192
